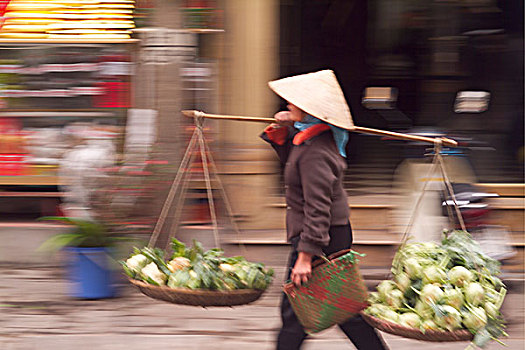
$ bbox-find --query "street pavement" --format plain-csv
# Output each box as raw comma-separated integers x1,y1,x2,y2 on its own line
1,264,523,350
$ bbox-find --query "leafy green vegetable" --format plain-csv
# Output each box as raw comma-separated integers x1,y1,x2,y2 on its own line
377,280,397,300
434,305,462,331
415,300,434,319
122,253,150,278
170,238,186,258
168,269,191,288
385,289,404,310
421,319,439,331
140,247,171,276
140,262,167,285
365,230,507,348
122,238,274,292
422,265,447,284
448,266,474,287
399,312,421,328
37,217,121,250
442,230,500,276
465,282,485,306
421,284,444,304
443,287,464,310
395,272,411,293
463,306,487,332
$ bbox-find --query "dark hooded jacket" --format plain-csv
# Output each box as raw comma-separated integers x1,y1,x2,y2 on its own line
261,125,349,256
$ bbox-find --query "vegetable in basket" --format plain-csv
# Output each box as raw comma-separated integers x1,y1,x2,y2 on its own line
398,312,421,328
422,265,447,284
395,272,411,293
434,305,462,331
140,262,168,286
421,319,439,331
420,283,444,304
443,287,464,310
464,282,485,307
364,230,508,348
122,251,150,278
168,257,191,272
463,307,488,332
122,238,274,292
448,266,474,287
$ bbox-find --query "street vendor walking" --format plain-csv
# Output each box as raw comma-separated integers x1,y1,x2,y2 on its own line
261,70,389,350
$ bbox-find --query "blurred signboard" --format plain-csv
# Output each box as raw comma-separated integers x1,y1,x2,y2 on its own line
135,28,198,65
454,91,490,113
362,87,398,110
125,108,157,154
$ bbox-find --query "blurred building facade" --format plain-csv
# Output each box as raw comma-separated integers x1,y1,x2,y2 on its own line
136,0,523,231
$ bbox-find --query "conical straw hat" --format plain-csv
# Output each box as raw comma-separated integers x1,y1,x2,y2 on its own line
268,69,354,130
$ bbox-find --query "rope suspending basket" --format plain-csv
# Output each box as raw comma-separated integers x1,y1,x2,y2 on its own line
359,140,508,346
123,114,273,307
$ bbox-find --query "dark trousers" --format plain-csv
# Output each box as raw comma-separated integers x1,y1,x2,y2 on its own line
277,223,389,350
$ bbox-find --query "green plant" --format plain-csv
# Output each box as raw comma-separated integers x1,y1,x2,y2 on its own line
37,217,124,252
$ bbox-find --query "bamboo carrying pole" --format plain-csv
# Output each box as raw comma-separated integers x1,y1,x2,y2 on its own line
181,110,458,147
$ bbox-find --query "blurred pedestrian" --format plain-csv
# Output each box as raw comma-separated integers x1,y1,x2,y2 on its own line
261,70,388,350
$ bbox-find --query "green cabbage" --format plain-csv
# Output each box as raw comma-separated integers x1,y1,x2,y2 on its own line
140,262,167,286
186,270,201,289
398,312,421,328
403,257,423,279
421,283,444,304
167,257,191,273
443,287,464,310
124,253,149,277
442,230,501,276
415,300,434,319
448,266,474,287
377,280,397,300
483,301,499,319
380,308,400,323
422,265,447,284
365,231,507,348
368,291,381,304
434,305,462,331
395,272,411,293
465,282,485,306
421,319,439,331
463,307,487,332
366,303,391,317
167,269,191,288
385,289,404,310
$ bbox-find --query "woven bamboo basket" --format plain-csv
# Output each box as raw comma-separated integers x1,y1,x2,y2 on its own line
360,312,474,342
283,249,369,334
129,278,265,307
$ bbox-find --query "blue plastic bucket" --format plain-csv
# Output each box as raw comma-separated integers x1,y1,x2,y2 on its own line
66,247,116,299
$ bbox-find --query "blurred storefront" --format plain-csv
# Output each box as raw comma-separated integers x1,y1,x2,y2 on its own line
0,0,139,218
136,0,281,230
278,0,523,184
206,0,523,230
0,0,521,235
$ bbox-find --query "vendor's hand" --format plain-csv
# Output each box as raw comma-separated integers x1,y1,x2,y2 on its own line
274,111,295,127
291,252,313,286
267,123,283,129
